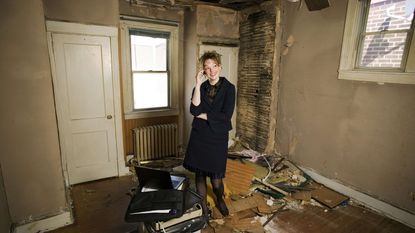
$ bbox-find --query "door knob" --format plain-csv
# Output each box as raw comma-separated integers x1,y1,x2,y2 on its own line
106,115,113,119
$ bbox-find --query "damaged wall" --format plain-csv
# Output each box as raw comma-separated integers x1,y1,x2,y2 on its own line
278,1,415,214
237,1,280,153
119,0,184,22
196,5,239,39
0,0,67,223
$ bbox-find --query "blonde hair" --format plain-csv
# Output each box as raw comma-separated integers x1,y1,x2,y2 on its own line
199,51,222,67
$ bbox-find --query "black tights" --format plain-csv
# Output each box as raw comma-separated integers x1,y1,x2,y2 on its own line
195,174,229,217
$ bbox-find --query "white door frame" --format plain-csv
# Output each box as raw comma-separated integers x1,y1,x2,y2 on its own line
199,44,239,141
46,21,128,186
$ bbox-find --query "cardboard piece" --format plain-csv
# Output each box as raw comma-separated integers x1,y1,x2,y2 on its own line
225,196,258,214
309,182,349,208
236,209,257,220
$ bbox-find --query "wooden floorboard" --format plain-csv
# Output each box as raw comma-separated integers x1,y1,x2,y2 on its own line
273,204,414,233
50,175,415,233
50,176,138,233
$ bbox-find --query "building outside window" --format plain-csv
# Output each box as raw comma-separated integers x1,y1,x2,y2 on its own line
339,0,415,84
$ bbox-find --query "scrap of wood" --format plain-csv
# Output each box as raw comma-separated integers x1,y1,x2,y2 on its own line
292,191,312,201
230,217,263,232
225,195,258,214
253,193,272,214
308,182,349,208
270,203,285,212
236,209,257,220
224,159,256,195
211,221,234,233
253,177,289,196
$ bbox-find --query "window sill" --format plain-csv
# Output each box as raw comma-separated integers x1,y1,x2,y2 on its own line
124,108,179,120
338,70,415,85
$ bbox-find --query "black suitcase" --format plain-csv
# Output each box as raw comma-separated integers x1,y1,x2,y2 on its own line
145,189,207,233
125,189,184,223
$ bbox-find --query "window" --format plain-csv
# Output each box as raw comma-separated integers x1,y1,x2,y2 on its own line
339,0,415,84
130,31,169,110
120,20,179,118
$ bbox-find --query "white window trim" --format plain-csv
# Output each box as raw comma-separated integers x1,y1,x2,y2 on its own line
338,0,415,85
120,20,180,119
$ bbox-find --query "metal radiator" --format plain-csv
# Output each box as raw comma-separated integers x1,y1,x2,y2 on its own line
133,123,178,161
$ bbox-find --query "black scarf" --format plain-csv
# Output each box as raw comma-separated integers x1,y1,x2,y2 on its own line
206,77,223,104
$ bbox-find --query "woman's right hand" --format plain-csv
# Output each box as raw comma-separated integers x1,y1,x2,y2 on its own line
195,70,205,86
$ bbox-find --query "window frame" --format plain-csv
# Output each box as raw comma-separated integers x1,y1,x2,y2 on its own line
338,0,415,85
120,20,179,119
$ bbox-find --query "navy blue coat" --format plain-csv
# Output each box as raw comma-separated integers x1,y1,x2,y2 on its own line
184,77,236,177
190,78,235,133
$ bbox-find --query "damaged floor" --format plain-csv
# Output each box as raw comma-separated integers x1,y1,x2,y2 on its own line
49,165,414,233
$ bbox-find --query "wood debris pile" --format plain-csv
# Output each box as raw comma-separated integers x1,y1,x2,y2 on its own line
206,140,349,232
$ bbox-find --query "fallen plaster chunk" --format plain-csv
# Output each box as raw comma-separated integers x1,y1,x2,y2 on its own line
284,200,304,211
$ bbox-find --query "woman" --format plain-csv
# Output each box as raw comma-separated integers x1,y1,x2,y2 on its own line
183,51,236,218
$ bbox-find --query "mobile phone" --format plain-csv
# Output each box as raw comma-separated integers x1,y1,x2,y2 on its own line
200,70,207,81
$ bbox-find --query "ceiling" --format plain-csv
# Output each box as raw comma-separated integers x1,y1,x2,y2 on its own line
197,0,270,10
130,0,271,10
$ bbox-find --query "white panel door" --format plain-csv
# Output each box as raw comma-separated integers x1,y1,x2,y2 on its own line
199,45,239,139
52,33,118,185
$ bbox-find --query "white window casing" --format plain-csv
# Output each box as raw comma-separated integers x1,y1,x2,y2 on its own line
120,20,180,119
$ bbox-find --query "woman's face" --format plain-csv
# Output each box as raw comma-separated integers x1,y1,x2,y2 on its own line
203,59,221,81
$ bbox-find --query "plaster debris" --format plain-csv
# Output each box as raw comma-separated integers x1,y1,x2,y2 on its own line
217,139,351,232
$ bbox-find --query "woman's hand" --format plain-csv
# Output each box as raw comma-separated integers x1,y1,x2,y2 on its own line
196,113,207,120
196,70,205,86
191,71,204,106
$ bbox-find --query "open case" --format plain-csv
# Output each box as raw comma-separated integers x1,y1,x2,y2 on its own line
125,166,206,232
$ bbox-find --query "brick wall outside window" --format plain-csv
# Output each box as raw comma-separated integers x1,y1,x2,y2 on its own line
360,0,412,68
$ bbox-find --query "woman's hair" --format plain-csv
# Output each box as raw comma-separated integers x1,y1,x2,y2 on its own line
199,51,222,66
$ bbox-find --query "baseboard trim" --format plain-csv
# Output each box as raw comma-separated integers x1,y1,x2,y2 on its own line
14,210,73,233
300,166,415,229
118,164,131,176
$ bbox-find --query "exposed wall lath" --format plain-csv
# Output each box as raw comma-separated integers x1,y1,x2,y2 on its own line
133,123,178,161
237,9,276,152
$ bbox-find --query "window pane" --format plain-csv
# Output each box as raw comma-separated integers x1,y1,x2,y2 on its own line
359,32,408,68
130,35,167,71
133,73,168,109
366,0,414,33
